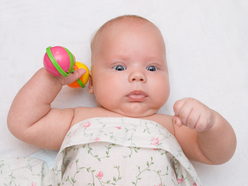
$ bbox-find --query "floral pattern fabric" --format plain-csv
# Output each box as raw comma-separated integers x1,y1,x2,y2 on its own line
0,117,201,186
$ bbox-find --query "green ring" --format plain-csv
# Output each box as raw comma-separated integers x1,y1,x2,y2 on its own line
63,47,75,73
46,46,85,88
76,79,85,88
46,47,71,77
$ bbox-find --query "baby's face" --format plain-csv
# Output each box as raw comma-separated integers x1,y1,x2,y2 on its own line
89,20,170,117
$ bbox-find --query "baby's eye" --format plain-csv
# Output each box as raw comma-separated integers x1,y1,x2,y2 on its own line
146,66,157,71
113,65,126,71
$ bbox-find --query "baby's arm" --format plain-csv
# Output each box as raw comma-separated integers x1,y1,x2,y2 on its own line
7,68,86,150
173,98,236,165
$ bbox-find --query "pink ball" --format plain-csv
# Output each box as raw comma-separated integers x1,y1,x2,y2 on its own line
43,46,75,76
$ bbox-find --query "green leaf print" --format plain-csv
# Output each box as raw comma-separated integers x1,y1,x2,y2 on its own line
124,126,137,145
132,157,168,186
133,157,154,185
143,121,151,134
87,143,115,161
123,147,140,159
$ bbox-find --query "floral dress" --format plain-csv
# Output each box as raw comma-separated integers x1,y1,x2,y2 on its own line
0,117,201,186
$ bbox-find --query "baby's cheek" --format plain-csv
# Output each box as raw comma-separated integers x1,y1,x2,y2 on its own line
154,82,169,103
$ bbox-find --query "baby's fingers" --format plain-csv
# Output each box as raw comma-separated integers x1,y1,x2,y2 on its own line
173,99,187,116
173,99,193,126
57,68,86,85
172,116,183,127
184,108,200,129
194,112,213,132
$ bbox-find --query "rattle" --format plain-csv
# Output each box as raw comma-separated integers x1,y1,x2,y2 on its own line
43,46,89,88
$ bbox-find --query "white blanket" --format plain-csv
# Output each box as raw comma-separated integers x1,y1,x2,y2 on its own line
0,1,247,185
0,117,201,185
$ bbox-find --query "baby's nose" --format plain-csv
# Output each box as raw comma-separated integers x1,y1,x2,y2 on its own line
129,71,147,83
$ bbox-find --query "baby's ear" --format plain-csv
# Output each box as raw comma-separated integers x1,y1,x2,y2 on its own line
88,71,94,94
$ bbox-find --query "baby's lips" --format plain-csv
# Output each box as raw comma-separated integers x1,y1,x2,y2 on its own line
127,90,148,101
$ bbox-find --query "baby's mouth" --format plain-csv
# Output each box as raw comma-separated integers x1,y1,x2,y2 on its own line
127,90,148,101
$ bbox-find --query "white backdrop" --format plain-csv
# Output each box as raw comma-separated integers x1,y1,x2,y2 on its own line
1,1,248,185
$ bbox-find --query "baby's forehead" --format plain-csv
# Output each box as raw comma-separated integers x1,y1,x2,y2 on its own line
92,17,160,49
91,16,166,64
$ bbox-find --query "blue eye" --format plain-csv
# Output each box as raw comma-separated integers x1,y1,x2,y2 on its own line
113,65,126,71
146,66,157,71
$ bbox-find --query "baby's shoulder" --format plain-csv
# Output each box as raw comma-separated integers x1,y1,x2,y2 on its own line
145,114,174,135
72,106,121,125
72,107,100,124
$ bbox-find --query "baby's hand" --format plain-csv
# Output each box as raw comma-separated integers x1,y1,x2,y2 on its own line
172,98,215,132
56,68,86,86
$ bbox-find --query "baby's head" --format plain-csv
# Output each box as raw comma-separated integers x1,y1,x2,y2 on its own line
89,15,170,117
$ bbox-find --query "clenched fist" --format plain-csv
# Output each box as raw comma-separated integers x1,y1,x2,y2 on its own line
173,98,215,132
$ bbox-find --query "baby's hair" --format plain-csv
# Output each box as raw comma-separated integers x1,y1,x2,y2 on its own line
90,15,153,60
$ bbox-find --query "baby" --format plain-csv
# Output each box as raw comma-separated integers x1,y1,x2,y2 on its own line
6,15,236,185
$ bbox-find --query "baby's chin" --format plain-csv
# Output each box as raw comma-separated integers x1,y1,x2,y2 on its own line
113,107,159,118
96,101,160,118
